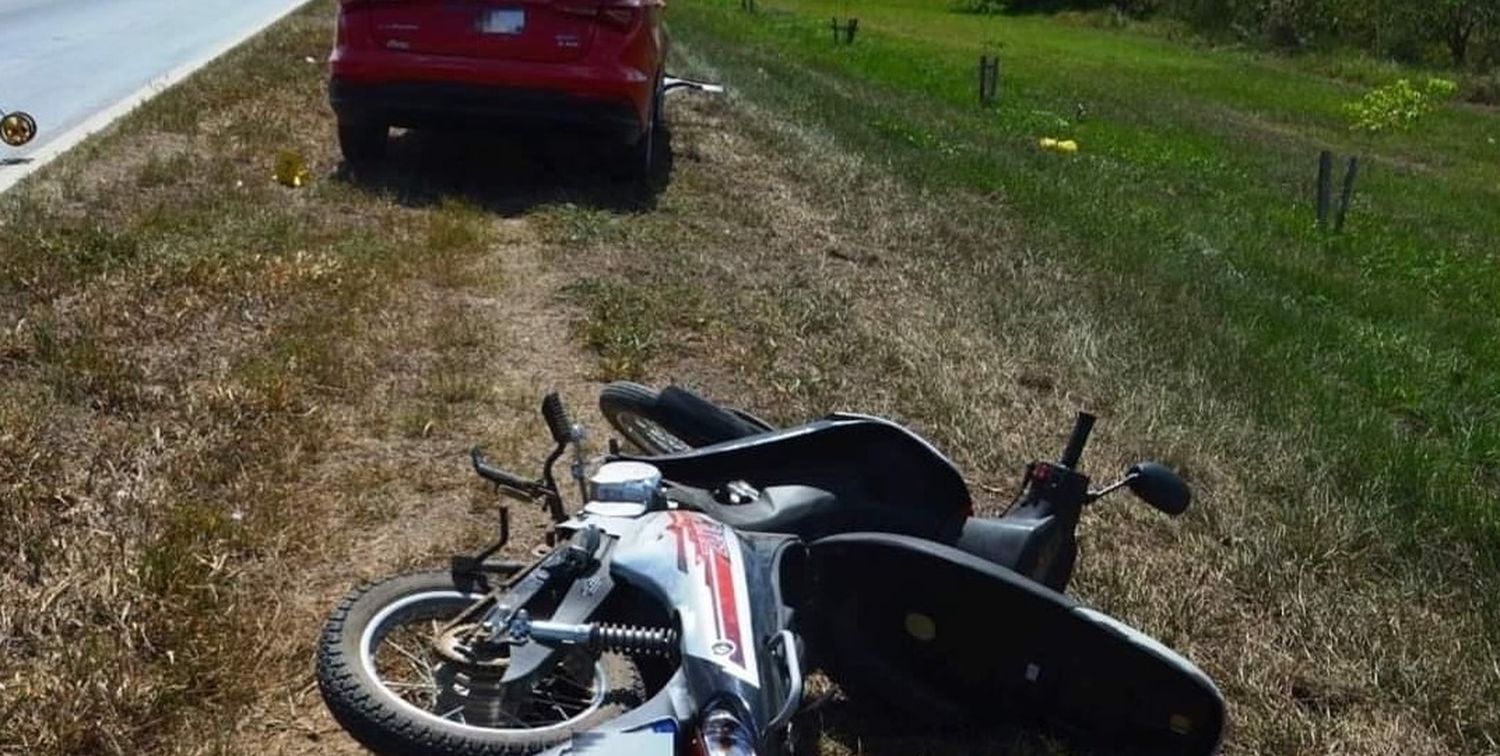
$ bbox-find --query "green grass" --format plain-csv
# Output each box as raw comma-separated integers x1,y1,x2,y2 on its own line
672,0,1500,567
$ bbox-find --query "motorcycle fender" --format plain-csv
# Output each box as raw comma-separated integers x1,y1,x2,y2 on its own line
806,533,1225,755
547,729,676,755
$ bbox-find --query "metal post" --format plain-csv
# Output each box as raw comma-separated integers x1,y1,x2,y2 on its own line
978,56,987,104
979,56,999,106
1316,150,1333,229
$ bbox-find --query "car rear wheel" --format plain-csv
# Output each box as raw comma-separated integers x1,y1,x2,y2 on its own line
617,78,664,182
338,117,388,165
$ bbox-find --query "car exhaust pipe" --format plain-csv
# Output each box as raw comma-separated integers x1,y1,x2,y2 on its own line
664,76,725,96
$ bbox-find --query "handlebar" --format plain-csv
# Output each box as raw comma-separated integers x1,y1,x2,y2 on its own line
470,446,544,499
1058,411,1096,469
542,392,575,445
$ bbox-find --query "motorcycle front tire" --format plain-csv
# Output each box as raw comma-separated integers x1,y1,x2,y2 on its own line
316,570,645,756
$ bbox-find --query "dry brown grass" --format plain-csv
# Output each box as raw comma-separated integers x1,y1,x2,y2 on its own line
0,3,606,753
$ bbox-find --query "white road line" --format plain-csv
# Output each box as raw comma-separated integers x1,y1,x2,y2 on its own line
0,0,313,195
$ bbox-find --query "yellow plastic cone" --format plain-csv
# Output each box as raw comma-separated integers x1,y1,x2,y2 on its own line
1037,137,1079,155
274,150,309,188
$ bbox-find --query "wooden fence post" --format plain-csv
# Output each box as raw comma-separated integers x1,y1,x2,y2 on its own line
978,56,988,104
831,18,858,44
978,55,999,106
1316,150,1333,229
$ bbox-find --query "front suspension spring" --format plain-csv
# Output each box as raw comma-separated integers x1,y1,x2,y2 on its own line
591,623,678,658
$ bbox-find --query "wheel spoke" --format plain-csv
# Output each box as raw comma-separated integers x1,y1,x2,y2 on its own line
386,639,435,685
554,674,595,694
383,680,437,692
495,706,531,727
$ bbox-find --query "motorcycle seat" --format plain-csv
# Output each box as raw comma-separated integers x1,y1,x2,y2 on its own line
666,484,843,540
622,416,972,541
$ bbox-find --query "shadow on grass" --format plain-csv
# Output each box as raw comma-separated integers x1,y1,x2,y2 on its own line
794,696,1077,755
335,126,673,216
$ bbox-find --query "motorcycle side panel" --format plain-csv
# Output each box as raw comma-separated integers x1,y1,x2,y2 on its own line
807,533,1225,755
612,511,762,685
606,512,801,754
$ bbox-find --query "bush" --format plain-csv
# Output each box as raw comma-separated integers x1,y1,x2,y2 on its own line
1343,77,1460,131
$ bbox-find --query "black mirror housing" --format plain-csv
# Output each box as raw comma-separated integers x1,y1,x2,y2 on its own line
1126,462,1191,516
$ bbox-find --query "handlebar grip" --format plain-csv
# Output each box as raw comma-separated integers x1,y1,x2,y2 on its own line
1059,411,1096,469
542,392,574,445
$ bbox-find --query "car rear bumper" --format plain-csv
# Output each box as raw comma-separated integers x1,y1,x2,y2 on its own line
330,78,644,140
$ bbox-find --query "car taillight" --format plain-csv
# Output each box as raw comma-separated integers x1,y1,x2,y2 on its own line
555,3,637,27
599,7,638,27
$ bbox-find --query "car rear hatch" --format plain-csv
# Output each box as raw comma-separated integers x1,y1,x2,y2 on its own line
368,0,617,64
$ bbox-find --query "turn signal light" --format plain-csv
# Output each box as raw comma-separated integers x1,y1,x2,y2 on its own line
693,707,755,756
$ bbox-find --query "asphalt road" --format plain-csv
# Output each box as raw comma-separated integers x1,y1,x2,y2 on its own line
0,0,309,191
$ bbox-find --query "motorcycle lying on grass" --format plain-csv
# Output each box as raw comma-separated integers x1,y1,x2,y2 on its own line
316,389,1225,756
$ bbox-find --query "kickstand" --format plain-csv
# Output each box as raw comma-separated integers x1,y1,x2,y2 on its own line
450,506,525,590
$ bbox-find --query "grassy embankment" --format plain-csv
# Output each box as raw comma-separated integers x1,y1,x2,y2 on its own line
547,0,1500,751
5,0,1500,752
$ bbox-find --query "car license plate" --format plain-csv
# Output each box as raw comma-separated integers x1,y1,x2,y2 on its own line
479,8,525,35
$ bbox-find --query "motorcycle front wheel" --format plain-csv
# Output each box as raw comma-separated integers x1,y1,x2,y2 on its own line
316,570,645,756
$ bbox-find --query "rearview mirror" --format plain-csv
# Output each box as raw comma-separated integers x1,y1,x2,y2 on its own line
1126,462,1190,516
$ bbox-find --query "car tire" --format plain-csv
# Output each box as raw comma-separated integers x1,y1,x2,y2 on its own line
338,117,388,165
617,78,665,183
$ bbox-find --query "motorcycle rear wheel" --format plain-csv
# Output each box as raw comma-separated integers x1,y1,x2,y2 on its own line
598,382,699,455
316,570,645,756
598,382,770,455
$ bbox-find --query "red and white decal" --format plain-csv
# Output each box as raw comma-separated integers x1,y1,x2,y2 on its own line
665,511,758,685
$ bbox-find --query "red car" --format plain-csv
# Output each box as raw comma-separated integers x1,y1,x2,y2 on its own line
329,0,668,176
